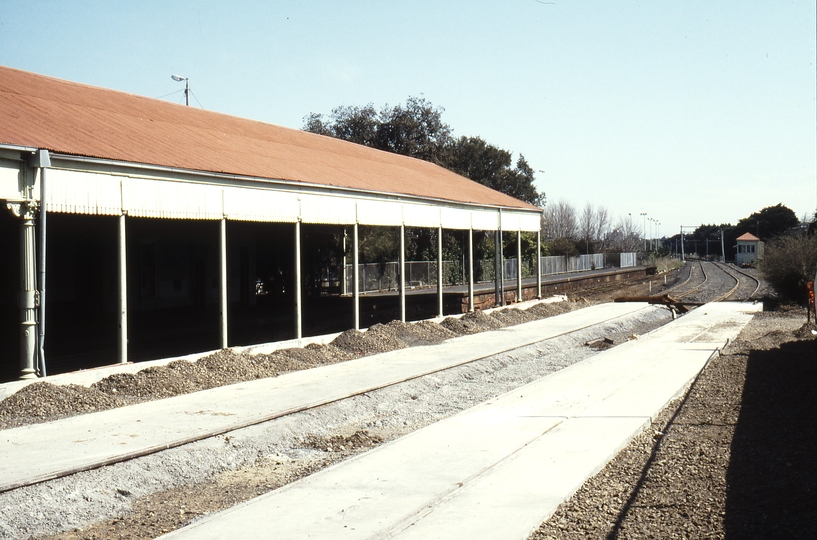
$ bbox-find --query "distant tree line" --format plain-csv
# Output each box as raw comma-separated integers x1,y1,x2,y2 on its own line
671,204,803,260
541,200,642,257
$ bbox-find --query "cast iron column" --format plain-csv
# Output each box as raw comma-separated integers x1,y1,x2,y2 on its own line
437,226,443,318
353,223,360,330
7,202,38,379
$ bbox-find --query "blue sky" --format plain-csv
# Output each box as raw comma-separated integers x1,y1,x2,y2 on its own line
1,0,815,238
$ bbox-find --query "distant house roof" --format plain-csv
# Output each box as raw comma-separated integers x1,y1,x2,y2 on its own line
736,233,760,241
0,66,538,212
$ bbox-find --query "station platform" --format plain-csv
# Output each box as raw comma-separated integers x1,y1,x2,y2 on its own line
0,301,653,493
150,302,759,540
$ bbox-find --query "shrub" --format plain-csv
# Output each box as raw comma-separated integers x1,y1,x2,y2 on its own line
759,231,817,301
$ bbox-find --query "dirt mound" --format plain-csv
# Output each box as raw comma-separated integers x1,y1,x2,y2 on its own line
304,430,383,453
306,343,357,364
490,308,537,326
92,367,200,400
196,349,274,384
440,311,505,335
793,322,817,340
407,320,458,342
381,320,456,346
0,382,127,429
331,326,408,356
256,345,354,373
0,299,576,430
165,360,230,390
525,301,573,318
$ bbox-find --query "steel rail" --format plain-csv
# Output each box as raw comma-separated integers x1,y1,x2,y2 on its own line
711,263,741,303
660,262,696,295
672,261,709,300
662,264,694,294
712,261,761,301
0,306,652,494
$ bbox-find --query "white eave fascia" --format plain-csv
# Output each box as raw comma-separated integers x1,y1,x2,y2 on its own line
0,143,41,154
50,152,543,215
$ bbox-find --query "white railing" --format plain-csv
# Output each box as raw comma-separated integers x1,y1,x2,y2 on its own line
344,261,459,294
334,252,636,294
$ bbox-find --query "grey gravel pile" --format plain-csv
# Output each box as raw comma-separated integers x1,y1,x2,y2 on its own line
489,307,537,326
330,325,409,356
440,310,507,335
381,320,457,346
0,383,127,425
0,302,582,431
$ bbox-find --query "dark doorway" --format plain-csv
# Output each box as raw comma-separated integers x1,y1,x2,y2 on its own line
44,213,118,374
0,209,21,382
227,221,296,346
127,218,221,362
300,224,353,336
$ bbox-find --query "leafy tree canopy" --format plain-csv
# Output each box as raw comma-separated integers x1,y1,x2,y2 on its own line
692,224,732,240
689,205,798,243
734,203,799,240
304,97,544,206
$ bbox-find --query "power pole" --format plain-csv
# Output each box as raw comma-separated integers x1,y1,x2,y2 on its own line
720,229,725,263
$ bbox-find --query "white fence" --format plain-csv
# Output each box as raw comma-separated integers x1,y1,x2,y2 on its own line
337,252,638,294
620,252,637,268
343,261,458,293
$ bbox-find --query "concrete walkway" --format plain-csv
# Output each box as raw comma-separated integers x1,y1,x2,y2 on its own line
0,302,650,493
159,302,760,540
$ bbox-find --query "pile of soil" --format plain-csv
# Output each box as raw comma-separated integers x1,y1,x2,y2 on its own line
0,383,128,422
439,310,507,335
304,430,384,454
0,302,579,430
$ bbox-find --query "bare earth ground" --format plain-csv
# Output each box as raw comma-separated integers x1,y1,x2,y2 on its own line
530,306,817,540
3,268,816,539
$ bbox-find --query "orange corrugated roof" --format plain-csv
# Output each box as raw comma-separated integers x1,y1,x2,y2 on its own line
736,233,760,241
0,66,538,211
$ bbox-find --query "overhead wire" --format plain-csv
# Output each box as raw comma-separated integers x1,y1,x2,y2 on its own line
189,89,204,109
154,89,184,100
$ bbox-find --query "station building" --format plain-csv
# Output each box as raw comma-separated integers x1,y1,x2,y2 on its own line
734,232,763,267
0,66,542,381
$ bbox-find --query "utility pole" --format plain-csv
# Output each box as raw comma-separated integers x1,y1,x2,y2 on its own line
720,229,725,263
679,226,697,262
640,213,647,251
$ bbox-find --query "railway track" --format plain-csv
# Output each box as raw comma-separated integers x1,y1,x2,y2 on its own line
0,264,768,539
663,260,760,304
0,303,675,539
712,261,762,301
663,260,708,299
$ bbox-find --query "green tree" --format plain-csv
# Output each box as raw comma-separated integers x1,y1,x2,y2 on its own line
441,136,543,206
375,96,451,163
759,230,817,301
304,96,544,206
734,203,799,240
303,103,379,146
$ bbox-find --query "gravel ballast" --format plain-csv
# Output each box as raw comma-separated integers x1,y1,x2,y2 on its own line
3,263,808,539
0,304,671,539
